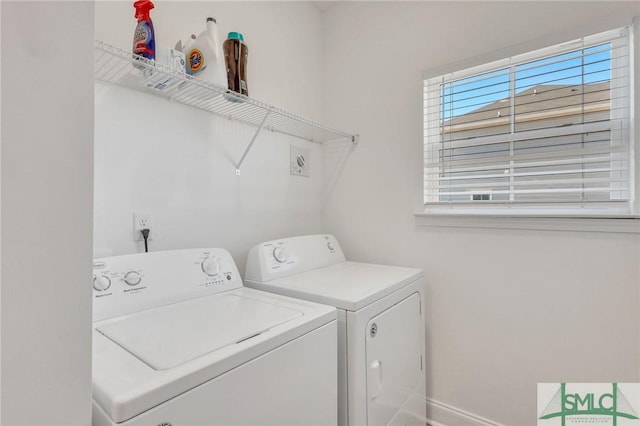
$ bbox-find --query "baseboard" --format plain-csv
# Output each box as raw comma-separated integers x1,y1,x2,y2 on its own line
426,398,506,426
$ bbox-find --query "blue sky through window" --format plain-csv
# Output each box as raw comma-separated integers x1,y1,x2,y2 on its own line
440,43,611,121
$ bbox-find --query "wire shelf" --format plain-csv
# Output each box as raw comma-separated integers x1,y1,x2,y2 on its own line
95,40,356,144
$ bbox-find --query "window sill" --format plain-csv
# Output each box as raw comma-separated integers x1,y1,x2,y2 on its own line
414,213,640,234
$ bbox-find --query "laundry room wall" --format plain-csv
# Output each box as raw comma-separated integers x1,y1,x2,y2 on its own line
1,1,94,424
94,1,326,270
322,2,640,425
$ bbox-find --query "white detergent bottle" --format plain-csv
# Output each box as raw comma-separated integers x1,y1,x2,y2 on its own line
185,17,227,88
175,34,196,56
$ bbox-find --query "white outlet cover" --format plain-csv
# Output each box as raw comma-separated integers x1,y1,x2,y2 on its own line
133,213,153,241
290,145,310,177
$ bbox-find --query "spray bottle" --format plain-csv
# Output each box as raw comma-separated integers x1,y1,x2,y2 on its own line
132,0,155,64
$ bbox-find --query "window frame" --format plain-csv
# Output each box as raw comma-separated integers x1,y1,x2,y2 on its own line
422,25,636,218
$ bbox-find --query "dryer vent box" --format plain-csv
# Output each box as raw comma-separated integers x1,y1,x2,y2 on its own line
290,145,310,177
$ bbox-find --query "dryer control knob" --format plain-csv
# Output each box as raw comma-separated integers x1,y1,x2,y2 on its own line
273,247,289,264
124,271,142,286
93,275,111,292
201,256,222,277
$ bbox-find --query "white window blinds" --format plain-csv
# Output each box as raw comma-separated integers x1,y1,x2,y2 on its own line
423,27,632,214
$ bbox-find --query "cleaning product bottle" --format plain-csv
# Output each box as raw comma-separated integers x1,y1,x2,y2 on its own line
132,0,155,66
223,31,249,97
175,34,197,57
185,17,227,88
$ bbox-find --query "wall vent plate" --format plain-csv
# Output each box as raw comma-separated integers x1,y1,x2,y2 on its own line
290,145,310,177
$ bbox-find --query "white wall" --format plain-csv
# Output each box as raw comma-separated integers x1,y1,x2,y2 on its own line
322,2,640,425
0,1,4,421
0,0,3,421
94,1,326,271
1,2,94,425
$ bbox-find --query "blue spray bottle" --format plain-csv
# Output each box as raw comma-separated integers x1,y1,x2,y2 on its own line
132,0,155,63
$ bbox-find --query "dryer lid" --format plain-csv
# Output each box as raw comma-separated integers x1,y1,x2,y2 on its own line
246,261,423,311
96,293,302,370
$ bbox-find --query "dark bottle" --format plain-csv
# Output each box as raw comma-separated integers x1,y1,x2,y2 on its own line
223,32,249,97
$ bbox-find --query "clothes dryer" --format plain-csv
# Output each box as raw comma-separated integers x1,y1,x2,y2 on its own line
92,248,337,426
245,235,426,426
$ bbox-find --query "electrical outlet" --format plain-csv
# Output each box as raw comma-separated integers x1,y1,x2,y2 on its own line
133,213,153,241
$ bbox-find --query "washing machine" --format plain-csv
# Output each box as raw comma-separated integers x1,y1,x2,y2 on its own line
91,248,337,426
245,235,426,426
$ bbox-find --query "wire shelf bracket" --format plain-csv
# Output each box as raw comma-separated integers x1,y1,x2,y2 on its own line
235,108,272,175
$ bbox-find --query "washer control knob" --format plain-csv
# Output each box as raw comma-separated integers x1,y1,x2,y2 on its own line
93,275,111,292
124,271,142,286
273,247,289,264
201,256,222,277
327,242,334,251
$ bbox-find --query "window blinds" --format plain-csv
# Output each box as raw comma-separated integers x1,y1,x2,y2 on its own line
423,27,632,214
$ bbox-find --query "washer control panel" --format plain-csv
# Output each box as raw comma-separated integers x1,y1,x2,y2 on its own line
245,234,346,282
92,248,241,322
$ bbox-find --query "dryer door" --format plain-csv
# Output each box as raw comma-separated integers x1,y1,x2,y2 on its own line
365,292,422,426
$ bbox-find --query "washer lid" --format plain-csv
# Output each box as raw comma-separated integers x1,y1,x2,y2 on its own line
97,293,302,370
245,261,423,311
92,287,336,424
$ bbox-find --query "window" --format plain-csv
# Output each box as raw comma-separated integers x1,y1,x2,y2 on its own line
423,27,633,215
